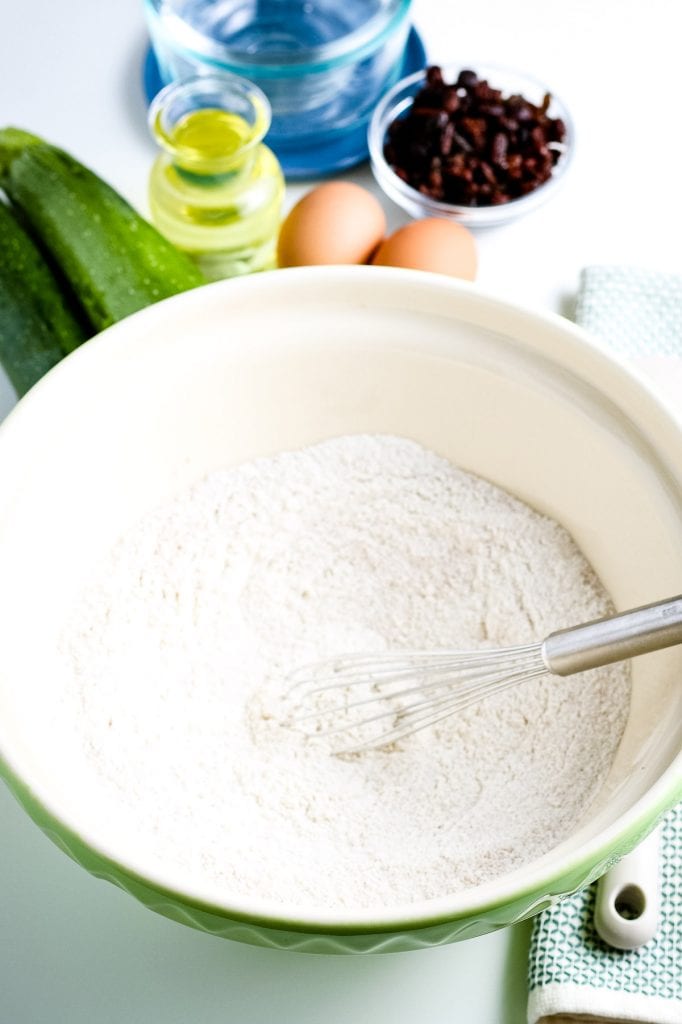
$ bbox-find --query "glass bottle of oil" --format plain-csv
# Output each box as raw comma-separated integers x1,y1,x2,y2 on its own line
148,74,285,280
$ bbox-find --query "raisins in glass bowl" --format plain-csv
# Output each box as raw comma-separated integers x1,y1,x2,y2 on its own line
368,64,574,227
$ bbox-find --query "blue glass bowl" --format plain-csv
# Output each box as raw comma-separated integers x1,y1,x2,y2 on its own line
143,0,421,177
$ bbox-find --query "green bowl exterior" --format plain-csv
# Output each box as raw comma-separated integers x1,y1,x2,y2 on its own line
2,753,680,954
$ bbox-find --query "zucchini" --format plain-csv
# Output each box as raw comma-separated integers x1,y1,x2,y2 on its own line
0,128,206,333
0,215,67,396
0,199,87,356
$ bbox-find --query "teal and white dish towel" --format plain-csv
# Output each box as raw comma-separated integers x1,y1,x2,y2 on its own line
575,265,682,357
527,265,682,1024
527,805,681,1023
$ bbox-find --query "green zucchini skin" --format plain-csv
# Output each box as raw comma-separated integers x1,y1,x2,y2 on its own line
0,128,206,333
0,288,63,396
0,261,66,397
0,199,87,356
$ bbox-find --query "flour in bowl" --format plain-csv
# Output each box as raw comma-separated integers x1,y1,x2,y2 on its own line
59,435,630,909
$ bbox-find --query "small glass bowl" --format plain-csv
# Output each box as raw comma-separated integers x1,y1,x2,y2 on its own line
368,63,575,228
145,0,413,162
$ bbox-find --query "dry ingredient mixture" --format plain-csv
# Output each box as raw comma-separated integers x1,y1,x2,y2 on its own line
59,435,630,909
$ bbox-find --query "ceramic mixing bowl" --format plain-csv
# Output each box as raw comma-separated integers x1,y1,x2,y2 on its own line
0,267,680,953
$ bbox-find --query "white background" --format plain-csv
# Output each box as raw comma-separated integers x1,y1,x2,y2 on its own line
1,1,681,1020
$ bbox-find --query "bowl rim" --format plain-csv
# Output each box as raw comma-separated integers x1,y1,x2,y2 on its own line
143,0,412,76
368,62,576,227
0,266,680,934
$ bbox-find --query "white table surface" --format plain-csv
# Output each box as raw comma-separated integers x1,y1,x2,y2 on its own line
1,1,681,1021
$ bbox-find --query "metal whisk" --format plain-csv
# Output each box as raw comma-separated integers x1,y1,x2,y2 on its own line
286,595,682,753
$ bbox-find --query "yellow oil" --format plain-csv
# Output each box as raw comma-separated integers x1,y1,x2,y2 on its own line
164,108,260,172
149,106,284,279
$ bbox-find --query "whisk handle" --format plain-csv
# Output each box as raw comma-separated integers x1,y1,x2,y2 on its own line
543,595,682,676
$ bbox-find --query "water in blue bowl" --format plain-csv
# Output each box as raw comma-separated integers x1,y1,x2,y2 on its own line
180,0,391,55
144,0,413,163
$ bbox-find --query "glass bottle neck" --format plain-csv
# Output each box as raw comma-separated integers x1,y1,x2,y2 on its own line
152,105,267,180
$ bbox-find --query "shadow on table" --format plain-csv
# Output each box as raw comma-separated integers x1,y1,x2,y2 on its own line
501,919,533,1023
118,31,154,148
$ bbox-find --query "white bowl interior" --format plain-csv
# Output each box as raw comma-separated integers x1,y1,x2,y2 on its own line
0,267,680,916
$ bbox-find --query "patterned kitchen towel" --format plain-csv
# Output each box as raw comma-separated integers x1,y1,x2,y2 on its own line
575,265,682,357
527,805,681,1023
527,265,682,1024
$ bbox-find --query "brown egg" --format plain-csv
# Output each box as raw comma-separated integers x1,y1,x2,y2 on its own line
372,218,477,281
277,182,387,267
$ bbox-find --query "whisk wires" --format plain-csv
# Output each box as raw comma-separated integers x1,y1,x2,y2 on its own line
286,642,548,753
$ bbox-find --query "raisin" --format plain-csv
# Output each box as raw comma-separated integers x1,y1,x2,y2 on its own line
382,65,568,208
